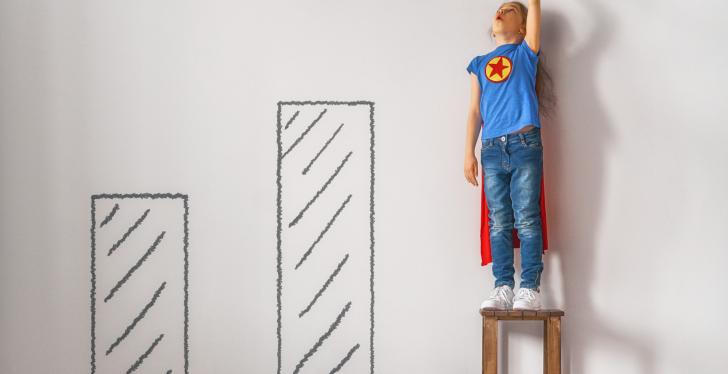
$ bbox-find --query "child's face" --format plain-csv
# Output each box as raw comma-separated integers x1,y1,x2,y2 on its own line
492,3,524,37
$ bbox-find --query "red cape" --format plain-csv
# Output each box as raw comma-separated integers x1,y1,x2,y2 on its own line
479,170,549,266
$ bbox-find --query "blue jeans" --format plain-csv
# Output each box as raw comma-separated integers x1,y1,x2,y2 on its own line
480,126,544,291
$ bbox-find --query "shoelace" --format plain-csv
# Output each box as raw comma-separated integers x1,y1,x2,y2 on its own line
517,288,537,301
490,285,511,300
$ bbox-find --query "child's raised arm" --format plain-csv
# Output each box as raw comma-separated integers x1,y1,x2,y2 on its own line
525,0,542,54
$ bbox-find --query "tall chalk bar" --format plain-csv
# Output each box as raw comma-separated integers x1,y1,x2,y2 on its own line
276,101,376,374
90,193,190,374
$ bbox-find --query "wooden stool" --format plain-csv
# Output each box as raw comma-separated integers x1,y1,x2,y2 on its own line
480,309,564,374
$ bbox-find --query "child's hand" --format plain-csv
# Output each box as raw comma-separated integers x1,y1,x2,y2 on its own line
464,153,479,187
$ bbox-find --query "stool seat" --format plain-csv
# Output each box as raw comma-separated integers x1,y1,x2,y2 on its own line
480,308,564,319
480,308,565,374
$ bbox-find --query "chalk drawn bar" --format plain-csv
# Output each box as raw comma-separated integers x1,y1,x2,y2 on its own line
276,101,376,374
91,193,189,374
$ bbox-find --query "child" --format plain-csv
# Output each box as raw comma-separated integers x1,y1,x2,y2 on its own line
463,1,555,311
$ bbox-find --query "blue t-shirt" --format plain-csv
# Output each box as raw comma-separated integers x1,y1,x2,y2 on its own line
466,38,541,139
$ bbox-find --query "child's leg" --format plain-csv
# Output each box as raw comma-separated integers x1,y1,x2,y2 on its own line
509,129,544,290
481,138,516,289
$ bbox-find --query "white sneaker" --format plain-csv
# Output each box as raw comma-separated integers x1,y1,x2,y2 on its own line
480,285,515,310
512,287,542,310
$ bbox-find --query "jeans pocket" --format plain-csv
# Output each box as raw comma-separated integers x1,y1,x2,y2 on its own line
524,134,543,149
481,144,501,170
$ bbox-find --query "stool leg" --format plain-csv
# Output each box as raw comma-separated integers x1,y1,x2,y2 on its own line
545,316,561,374
483,317,498,374
543,319,549,374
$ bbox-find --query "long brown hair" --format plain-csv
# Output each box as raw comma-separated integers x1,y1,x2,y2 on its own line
489,1,557,120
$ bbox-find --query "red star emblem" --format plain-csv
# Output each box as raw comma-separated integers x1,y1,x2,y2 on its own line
484,55,512,83
488,57,508,79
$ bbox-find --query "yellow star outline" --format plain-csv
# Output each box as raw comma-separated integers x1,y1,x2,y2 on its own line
485,56,513,83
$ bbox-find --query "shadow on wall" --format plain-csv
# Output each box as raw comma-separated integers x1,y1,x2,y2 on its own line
500,2,657,374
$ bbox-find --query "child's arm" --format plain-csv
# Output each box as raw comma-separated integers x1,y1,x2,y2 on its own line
464,73,482,187
525,0,541,54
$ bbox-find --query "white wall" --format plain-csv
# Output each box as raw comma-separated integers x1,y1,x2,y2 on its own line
1,0,727,373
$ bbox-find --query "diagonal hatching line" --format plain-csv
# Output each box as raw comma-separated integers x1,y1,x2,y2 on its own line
329,343,360,374
104,231,166,303
282,108,327,159
106,281,167,355
99,203,120,228
126,333,164,374
299,253,349,318
293,301,352,374
284,110,300,130
302,123,345,175
108,208,151,256
289,151,353,228
294,194,352,270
